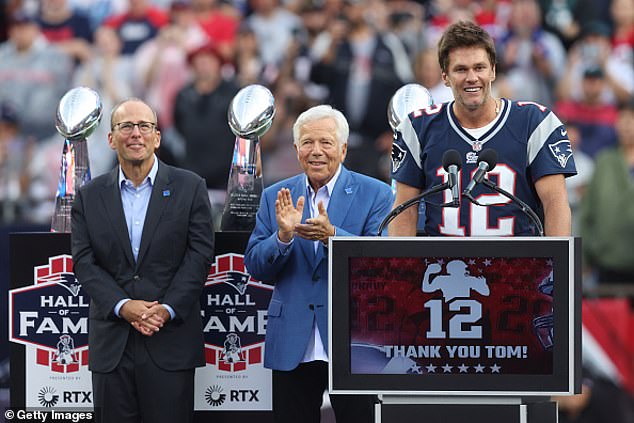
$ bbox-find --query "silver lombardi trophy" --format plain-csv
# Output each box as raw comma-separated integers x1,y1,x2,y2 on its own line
220,84,275,231
387,83,434,133
51,87,102,233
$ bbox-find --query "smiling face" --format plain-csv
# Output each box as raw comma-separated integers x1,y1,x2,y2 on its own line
108,100,160,168
442,46,496,113
295,117,347,191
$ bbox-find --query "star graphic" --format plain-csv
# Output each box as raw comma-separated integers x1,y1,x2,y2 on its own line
425,364,437,373
554,146,561,153
458,364,469,373
468,259,476,265
437,258,445,265
483,259,492,266
490,364,501,373
409,364,422,374
473,364,485,373
442,364,453,373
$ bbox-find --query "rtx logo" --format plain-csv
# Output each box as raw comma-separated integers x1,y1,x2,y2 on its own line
230,390,259,402
205,385,226,407
38,387,92,407
38,386,59,407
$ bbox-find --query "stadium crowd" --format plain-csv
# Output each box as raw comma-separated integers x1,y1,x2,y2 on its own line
0,0,633,420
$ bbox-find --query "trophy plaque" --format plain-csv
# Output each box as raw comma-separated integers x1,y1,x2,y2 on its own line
220,84,275,231
51,87,102,233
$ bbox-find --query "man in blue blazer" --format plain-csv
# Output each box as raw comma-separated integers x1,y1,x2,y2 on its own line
245,105,394,423
71,99,214,423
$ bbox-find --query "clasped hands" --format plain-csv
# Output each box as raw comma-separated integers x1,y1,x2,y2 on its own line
275,188,335,244
119,300,171,337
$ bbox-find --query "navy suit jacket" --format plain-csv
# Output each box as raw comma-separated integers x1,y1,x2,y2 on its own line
71,161,214,372
244,166,393,371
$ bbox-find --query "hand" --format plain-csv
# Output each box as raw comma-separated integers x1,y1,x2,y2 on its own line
276,188,304,242
142,304,171,326
120,300,166,335
426,263,442,274
295,201,335,244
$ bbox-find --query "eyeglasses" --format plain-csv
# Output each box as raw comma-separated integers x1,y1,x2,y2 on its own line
113,121,156,135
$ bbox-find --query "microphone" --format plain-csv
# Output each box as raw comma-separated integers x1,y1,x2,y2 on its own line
377,149,462,235
462,149,497,200
442,150,462,207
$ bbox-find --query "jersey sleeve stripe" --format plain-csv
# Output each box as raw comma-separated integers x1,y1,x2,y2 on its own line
526,112,563,166
397,117,423,169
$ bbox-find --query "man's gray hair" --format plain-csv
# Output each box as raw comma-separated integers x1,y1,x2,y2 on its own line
292,105,349,152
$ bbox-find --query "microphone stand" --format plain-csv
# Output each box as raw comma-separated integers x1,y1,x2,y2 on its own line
377,182,456,236
463,179,545,237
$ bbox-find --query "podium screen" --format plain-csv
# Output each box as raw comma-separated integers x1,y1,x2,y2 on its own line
329,237,581,395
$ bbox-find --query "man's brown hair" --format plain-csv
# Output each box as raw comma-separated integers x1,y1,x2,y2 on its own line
437,21,497,73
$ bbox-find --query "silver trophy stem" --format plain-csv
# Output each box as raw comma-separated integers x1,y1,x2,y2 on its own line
51,138,91,233
220,136,263,231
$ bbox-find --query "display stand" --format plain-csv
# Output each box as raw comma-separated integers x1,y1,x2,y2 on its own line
9,232,273,422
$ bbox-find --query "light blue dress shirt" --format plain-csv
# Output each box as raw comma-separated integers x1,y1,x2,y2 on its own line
113,157,175,320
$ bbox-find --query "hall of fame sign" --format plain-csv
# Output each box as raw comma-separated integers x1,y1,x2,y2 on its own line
195,253,273,411
9,255,93,408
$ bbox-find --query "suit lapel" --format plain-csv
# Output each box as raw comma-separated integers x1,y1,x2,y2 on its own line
326,166,355,230
101,168,135,267
136,162,171,268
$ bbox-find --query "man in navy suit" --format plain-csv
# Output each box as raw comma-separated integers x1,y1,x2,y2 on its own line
245,105,393,423
71,98,214,423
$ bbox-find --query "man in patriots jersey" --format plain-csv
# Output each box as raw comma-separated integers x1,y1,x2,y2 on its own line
389,21,577,237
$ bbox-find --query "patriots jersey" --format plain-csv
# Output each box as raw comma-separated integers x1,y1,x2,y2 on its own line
391,98,577,236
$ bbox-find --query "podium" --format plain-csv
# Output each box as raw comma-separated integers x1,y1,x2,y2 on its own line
328,237,582,423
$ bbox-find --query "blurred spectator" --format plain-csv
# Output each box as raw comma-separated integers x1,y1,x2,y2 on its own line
72,26,131,176
133,1,208,129
413,47,453,105
555,67,619,158
0,102,33,223
425,0,509,45
102,0,169,55
172,43,239,222
554,370,634,423
246,0,303,69
539,0,599,49
562,122,594,236
37,0,93,63
373,0,426,57
580,99,634,284
69,0,127,30
259,81,306,185
496,0,567,108
0,12,72,142
610,0,634,74
310,0,412,180
191,0,240,62
557,21,634,106
234,23,265,86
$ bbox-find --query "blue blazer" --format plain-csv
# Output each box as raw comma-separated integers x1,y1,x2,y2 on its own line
244,166,393,371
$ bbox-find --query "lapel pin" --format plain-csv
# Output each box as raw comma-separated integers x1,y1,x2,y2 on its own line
163,190,170,197
345,187,353,194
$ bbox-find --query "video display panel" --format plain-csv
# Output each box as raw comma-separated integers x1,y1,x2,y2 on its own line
350,256,553,376
329,237,581,396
